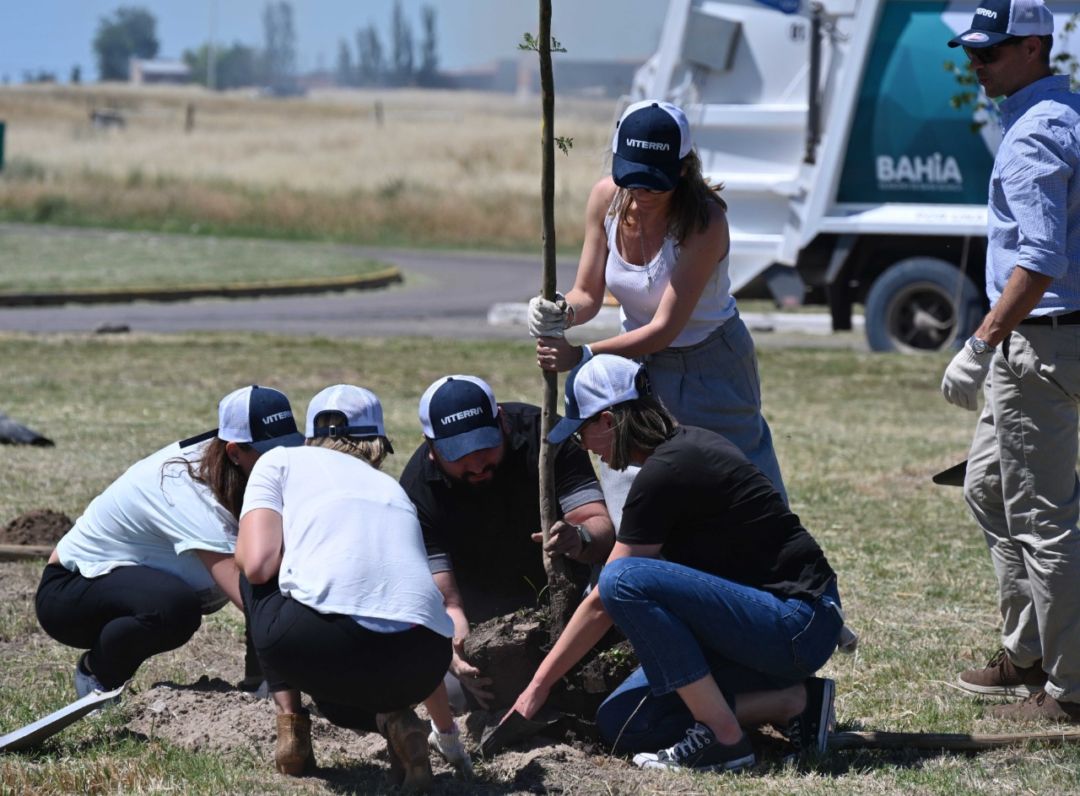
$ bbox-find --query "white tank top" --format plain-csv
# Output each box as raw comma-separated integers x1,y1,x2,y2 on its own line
604,211,736,347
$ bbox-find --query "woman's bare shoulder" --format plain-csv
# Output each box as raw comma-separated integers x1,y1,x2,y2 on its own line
680,197,730,257
586,177,619,220
589,176,618,203
705,196,729,224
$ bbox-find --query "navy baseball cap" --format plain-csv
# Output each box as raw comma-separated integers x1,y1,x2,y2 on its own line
419,375,502,462
611,100,692,192
948,0,1053,48
217,385,304,453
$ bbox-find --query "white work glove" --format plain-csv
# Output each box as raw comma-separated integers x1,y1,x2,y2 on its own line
528,293,572,338
941,343,992,411
429,719,473,776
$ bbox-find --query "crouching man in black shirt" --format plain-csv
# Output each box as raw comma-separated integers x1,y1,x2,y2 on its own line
509,355,845,775
399,374,614,708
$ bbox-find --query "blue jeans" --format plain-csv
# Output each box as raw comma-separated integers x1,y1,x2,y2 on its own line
596,557,842,753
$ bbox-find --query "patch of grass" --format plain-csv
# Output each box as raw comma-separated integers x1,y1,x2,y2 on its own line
0,226,391,294
3,333,1080,793
0,738,277,795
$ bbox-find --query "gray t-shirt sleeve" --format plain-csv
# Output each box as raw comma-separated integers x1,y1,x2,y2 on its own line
557,483,605,515
554,440,604,516
428,552,453,575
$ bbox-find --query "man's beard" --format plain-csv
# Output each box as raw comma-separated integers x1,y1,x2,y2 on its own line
449,463,500,491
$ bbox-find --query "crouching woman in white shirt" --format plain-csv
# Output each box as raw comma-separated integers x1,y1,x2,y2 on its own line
236,384,470,788
35,385,304,700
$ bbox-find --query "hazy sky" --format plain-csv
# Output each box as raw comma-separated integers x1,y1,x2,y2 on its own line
1,1,669,82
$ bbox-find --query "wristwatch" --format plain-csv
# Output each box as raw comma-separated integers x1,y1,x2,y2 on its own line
967,336,993,356
574,524,592,553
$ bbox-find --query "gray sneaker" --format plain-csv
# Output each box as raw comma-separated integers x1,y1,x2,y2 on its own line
74,653,108,699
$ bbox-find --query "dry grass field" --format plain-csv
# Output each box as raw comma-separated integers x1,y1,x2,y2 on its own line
0,84,613,249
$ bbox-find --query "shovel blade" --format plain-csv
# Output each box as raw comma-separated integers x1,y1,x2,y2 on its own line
480,708,563,757
0,685,125,753
932,460,967,487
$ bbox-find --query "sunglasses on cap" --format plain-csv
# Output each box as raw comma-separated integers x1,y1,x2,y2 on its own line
964,37,1025,65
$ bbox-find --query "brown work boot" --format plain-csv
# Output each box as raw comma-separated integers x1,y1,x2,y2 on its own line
275,710,315,776
990,689,1080,723
378,708,433,792
957,648,1046,697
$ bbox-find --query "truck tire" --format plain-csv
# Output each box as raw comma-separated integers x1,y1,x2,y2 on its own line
864,258,982,353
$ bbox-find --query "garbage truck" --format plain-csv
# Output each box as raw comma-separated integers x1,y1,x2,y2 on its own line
627,0,1080,351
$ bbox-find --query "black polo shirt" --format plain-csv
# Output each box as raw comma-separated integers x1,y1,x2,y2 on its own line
399,403,604,622
619,425,835,601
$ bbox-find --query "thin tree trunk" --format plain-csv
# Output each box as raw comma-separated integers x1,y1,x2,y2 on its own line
537,0,575,641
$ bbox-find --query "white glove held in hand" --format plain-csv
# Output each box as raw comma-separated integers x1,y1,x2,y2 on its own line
528,293,571,338
941,345,992,411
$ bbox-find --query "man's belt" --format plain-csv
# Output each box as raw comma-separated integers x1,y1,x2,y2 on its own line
1020,310,1080,326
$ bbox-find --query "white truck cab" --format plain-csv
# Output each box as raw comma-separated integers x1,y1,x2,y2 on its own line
630,0,1079,351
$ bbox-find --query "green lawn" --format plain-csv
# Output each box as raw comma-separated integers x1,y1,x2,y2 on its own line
0,226,391,294
2,332,1078,794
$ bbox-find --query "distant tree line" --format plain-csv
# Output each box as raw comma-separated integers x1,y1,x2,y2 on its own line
182,2,295,92
90,1,441,89
336,1,441,88
89,1,305,92
93,6,159,81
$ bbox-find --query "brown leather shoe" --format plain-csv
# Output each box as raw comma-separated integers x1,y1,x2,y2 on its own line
275,710,315,775
378,708,433,792
990,689,1080,723
957,649,1046,697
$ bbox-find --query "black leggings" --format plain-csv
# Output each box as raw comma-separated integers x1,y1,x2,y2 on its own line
35,563,203,689
241,574,451,732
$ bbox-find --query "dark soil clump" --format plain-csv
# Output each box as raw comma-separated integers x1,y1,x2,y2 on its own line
2,509,72,545
463,607,638,748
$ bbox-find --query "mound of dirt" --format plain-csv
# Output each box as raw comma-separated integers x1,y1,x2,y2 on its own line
122,677,609,792
2,509,72,546
124,678,387,761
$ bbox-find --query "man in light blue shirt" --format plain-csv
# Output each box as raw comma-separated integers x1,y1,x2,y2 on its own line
942,0,1080,724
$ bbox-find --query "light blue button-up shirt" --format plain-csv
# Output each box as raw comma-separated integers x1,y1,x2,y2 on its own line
988,74,1080,314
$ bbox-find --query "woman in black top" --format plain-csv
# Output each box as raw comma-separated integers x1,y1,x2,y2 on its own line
510,354,844,774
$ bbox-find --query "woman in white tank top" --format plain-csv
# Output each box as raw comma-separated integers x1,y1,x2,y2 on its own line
530,100,787,508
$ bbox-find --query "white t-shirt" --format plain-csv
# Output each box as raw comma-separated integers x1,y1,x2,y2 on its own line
241,446,453,638
57,441,236,597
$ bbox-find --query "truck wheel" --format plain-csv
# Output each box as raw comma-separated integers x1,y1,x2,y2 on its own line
864,258,982,353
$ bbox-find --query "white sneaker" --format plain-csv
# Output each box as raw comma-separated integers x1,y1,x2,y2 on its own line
428,719,473,776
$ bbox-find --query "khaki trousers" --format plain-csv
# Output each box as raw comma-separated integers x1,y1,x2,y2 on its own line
964,324,1080,702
